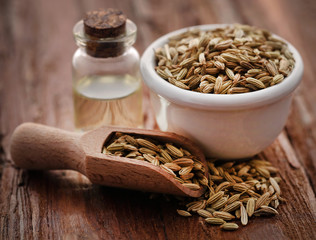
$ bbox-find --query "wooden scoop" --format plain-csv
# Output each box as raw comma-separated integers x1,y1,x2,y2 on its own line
10,123,208,197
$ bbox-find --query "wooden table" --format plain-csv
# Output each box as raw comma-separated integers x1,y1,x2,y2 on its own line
1,0,315,239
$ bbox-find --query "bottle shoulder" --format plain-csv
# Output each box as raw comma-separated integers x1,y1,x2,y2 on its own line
72,47,140,76
73,47,139,63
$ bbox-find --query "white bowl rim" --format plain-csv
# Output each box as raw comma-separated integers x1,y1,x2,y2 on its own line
140,24,304,110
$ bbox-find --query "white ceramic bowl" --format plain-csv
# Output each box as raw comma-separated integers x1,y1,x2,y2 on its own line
140,24,303,159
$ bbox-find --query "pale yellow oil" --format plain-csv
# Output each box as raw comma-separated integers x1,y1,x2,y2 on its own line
73,74,143,131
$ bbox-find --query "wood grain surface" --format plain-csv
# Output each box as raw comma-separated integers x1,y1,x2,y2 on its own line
1,0,315,239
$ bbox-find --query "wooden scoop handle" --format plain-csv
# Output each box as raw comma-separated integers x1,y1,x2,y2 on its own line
10,123,86,174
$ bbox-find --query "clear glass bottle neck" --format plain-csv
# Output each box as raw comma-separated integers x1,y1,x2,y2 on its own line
73,19,137,58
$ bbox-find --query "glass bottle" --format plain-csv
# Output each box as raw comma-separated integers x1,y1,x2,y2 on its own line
72,17,142,131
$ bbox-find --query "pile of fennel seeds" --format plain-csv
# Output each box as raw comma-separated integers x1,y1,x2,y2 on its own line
102,133,284,231
155,24,295,94
175,159,284,231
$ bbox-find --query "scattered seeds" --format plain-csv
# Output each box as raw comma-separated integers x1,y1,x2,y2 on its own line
220,223,239,231
103,136,285,232
211,197,228,210
246,198,255,217
227,194,241,205
240,203,248,226
215,181,231,192
213,211,235,221
205,218,226,225
197,209,214,218
269,177,281,194
182,183,201,190
173,158,284,231
177,209,192,217
206,191,225,205
235,209,241,219
254,206,279,216
222,201,241,212
255,192,271,210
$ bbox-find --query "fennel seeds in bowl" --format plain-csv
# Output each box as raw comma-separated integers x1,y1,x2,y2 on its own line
154,24,295,94
102,132,208,191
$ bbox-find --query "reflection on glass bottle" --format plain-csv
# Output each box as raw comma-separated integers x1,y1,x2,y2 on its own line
73,74,142,130
72,9,143,131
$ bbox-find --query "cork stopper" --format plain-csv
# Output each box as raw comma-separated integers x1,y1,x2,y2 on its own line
83,9,127,58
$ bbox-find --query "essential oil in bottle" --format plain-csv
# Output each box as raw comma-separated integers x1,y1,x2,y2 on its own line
73,74,142,130
72,9,143,131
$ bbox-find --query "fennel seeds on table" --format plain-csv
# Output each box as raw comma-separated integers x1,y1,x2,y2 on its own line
176,159,284,231
102,133,285,232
